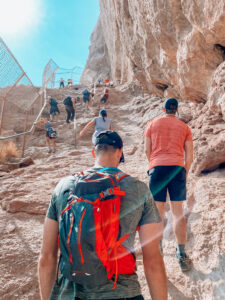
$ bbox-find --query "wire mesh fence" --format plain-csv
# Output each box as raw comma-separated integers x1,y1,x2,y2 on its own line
42,58,59,89
0,38,59,157
52,66,83,88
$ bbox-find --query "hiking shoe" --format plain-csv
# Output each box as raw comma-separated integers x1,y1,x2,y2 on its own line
176,253,192,272
48,148,52,153
52,149,56,153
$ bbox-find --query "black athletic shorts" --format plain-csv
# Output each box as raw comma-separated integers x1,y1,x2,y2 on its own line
83,97,90,103
148,166,186,202
100,96,107,103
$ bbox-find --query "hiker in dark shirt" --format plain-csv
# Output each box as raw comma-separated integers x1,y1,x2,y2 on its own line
48,96,60,121
34,119,57,153
59,78,65,88
82,89,93,109
63,96,75,124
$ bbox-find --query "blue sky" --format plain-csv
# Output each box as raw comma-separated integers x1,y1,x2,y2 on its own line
0,0,99,86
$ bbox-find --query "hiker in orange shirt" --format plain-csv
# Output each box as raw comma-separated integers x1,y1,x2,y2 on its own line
144,98,194,272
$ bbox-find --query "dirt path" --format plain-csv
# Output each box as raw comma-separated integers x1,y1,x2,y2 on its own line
0,86,151,300
0,86,224,300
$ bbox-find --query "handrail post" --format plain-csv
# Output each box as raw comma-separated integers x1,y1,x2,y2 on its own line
74,111,77,149
0,96,7,135
21,110,29,158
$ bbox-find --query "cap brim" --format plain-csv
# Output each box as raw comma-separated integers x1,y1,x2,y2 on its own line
119,152,125,163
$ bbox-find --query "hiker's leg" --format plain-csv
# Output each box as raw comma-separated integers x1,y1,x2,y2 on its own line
71,107,75,121
46,136,52,153
148,166,168,254
148,167,167,250
167,167,187,246
155,202,166,241
52,138,56,151
66,107,70,123
46,136,50,148
170,201,186,245
51,113,56,121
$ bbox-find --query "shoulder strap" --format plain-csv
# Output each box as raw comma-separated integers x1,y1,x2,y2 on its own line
98,167,129,182
113,171,129,182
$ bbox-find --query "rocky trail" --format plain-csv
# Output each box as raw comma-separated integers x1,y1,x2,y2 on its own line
0,86,224,299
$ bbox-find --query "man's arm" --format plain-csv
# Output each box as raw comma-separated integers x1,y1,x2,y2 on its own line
38,218,59,300
144,136,152,163
184,140,193,176
139,223,168,300
79,120,95,137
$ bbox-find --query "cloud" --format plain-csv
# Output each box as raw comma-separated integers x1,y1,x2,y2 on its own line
0,0,45,40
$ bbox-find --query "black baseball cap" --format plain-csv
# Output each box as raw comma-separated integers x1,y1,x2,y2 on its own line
95,131,124,163
164,98,178,110
95,131,123,148
99,109,107,117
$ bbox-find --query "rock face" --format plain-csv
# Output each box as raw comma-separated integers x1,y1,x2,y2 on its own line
82,0,225,108
80,18,111,84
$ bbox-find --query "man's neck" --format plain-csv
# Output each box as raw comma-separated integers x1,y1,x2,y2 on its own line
165,113,176,117
95,162,119,168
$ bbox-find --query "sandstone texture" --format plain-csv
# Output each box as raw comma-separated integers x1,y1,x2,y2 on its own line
80,18,111,84
82,0,225,111
0,86,224,299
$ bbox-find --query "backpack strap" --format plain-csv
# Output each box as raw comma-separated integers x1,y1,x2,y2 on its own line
113,171,129,182
98,167,129,182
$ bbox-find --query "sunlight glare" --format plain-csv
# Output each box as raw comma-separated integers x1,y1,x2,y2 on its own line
0,0,42,37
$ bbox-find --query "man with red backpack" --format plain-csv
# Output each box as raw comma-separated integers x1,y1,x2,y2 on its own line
38,131,167,300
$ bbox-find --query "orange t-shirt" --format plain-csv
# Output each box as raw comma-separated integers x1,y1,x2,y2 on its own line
144,115,193,170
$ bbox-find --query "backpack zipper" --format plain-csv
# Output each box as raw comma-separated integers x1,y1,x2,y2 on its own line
78,208,86,264
67,213,74,263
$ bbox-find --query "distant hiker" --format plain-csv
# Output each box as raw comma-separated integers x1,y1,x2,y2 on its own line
67,78,73,86
79,109,112,145
100,88,110,104
63,96,75,124
34,119,57,153
104,79,110,86
45,121,57,153
82,88,91,108
38,130,167,300
59,78,65,88
48,96,60,121
144,97,194,272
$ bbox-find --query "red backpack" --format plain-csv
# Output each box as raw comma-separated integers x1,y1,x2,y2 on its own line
58,169,136,289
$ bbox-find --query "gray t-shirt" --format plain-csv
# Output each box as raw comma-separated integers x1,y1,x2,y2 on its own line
92,117,112,144
47,167,161,300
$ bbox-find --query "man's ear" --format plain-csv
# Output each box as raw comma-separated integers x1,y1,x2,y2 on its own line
92,149,95,158
163,107,166,112
116,148,122,158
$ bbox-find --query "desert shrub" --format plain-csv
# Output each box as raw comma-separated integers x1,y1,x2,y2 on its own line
0,141,19,163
